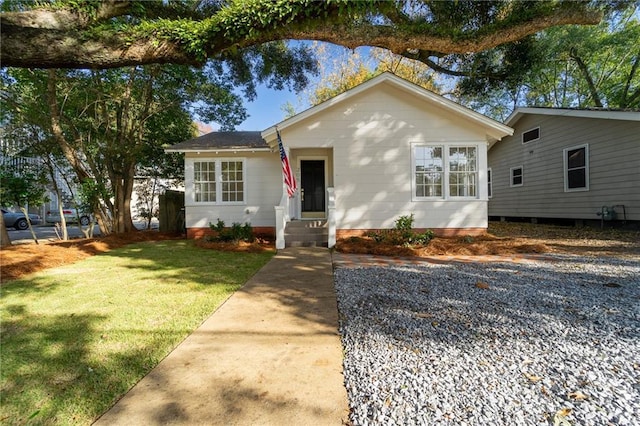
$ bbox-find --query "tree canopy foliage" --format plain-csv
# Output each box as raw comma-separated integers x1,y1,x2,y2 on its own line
1,0,611,70
309,45,439,106
457,7,640,118
1,52,314,233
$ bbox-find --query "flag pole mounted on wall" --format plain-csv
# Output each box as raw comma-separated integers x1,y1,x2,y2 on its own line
276,127,297,198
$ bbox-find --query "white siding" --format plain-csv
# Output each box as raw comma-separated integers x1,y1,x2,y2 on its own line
184,152,281,228
488,115,640,221
282,83,492,230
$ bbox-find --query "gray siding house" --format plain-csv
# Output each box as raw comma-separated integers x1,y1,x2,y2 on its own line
488,108,640,225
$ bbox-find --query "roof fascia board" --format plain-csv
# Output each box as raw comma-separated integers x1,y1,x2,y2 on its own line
164,147,271,153
507,108,640,126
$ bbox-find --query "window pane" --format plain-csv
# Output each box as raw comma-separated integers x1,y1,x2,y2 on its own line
568,169,586,189
567,148,585,169
511,167,523,186
488,169,492,198
194,161,216,202
522,128,540,143
449,147,478,197
415,146,443,198
220,160,244,202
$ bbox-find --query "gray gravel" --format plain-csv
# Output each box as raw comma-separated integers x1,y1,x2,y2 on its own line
334,255,640,425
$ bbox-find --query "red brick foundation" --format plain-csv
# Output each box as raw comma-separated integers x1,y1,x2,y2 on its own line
336,227,486,239
186,226,485,241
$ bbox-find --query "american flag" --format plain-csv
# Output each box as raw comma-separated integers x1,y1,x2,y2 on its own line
277,129,297,197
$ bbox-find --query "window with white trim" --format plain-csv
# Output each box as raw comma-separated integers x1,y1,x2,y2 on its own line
564,145,589,191
414,146,443,197
193,159,245,203
522,127,540,144
510,166,523,187
449,146,477,197
413,144,478,199
221,160,244,202
194,161,216,202
487,167,493,198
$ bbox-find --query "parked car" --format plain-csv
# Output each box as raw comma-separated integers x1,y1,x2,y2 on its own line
1,208,42,230
45,208,91,226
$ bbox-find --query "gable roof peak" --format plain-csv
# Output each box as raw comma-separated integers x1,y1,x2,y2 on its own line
262,72,512,145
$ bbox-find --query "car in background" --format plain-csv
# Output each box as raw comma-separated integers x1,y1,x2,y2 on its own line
2,209,42,230
45,208,91,226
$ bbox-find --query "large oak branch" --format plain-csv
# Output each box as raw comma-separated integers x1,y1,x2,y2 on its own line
1,3,602,69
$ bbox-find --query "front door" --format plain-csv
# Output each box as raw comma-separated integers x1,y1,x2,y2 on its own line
301,160,325,218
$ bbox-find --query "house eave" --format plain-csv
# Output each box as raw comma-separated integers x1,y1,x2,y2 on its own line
164,147,272,154
506,107,640,126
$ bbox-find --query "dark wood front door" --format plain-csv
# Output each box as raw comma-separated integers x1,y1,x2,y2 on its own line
301,160,325,214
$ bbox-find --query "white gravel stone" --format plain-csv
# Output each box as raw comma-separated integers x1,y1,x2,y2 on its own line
334,255,640,426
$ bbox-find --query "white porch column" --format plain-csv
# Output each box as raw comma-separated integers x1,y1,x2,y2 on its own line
327,187,336,248
275,205,285,249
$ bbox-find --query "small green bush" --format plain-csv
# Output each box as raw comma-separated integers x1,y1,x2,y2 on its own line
209,219,255,242
366,214,434,247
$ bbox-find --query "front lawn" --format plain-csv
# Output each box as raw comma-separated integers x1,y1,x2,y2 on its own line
0,240,273,425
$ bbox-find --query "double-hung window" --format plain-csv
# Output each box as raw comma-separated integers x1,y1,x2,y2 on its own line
194,161,216,202
221,161,244,202
413,144,478,199
414,146,443,197
449,146,477,197
487,167,493,198
510,166,523,187
564,144,589,191
193,159,245,203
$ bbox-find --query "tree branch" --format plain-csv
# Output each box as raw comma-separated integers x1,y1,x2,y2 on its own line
1,0,131,30
400,53,505,79
1,2,603,69
569,47,603,107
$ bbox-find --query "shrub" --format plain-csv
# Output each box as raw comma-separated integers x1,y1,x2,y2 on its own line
208,219,255,243
366,214,434,247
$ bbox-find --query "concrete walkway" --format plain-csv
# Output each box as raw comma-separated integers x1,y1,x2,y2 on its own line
95,247,349,426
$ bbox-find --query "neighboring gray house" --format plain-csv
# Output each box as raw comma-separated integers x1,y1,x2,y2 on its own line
488,108,640,226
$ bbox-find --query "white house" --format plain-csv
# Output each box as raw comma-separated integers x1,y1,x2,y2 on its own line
166,73,513,248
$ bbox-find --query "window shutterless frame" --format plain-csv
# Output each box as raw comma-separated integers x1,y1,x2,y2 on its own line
191,158,246,204
522,127,540,144
563,144,589,192
412,143,479,200
510,166,523,187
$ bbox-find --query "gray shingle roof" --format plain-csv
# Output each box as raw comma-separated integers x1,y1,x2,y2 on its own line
165,131,268,152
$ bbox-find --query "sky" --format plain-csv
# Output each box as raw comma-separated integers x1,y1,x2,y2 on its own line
235,84,306,131
229,44,374,132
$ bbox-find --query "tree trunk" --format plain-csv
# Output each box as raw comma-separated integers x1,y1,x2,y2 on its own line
110,170,137,233
43,156,69,240
0,213,12,247
19,207,39,245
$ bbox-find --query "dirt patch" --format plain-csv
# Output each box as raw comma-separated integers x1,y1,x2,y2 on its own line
2,223,638,283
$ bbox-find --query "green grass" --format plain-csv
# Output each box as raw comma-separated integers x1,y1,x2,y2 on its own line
0,240,273,425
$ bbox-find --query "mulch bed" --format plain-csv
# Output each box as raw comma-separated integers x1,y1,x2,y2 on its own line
2,222,638,283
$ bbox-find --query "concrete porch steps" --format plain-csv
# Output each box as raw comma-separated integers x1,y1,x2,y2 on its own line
285,220,328,247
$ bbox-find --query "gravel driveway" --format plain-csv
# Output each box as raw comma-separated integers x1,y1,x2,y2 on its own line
334,255,639,425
